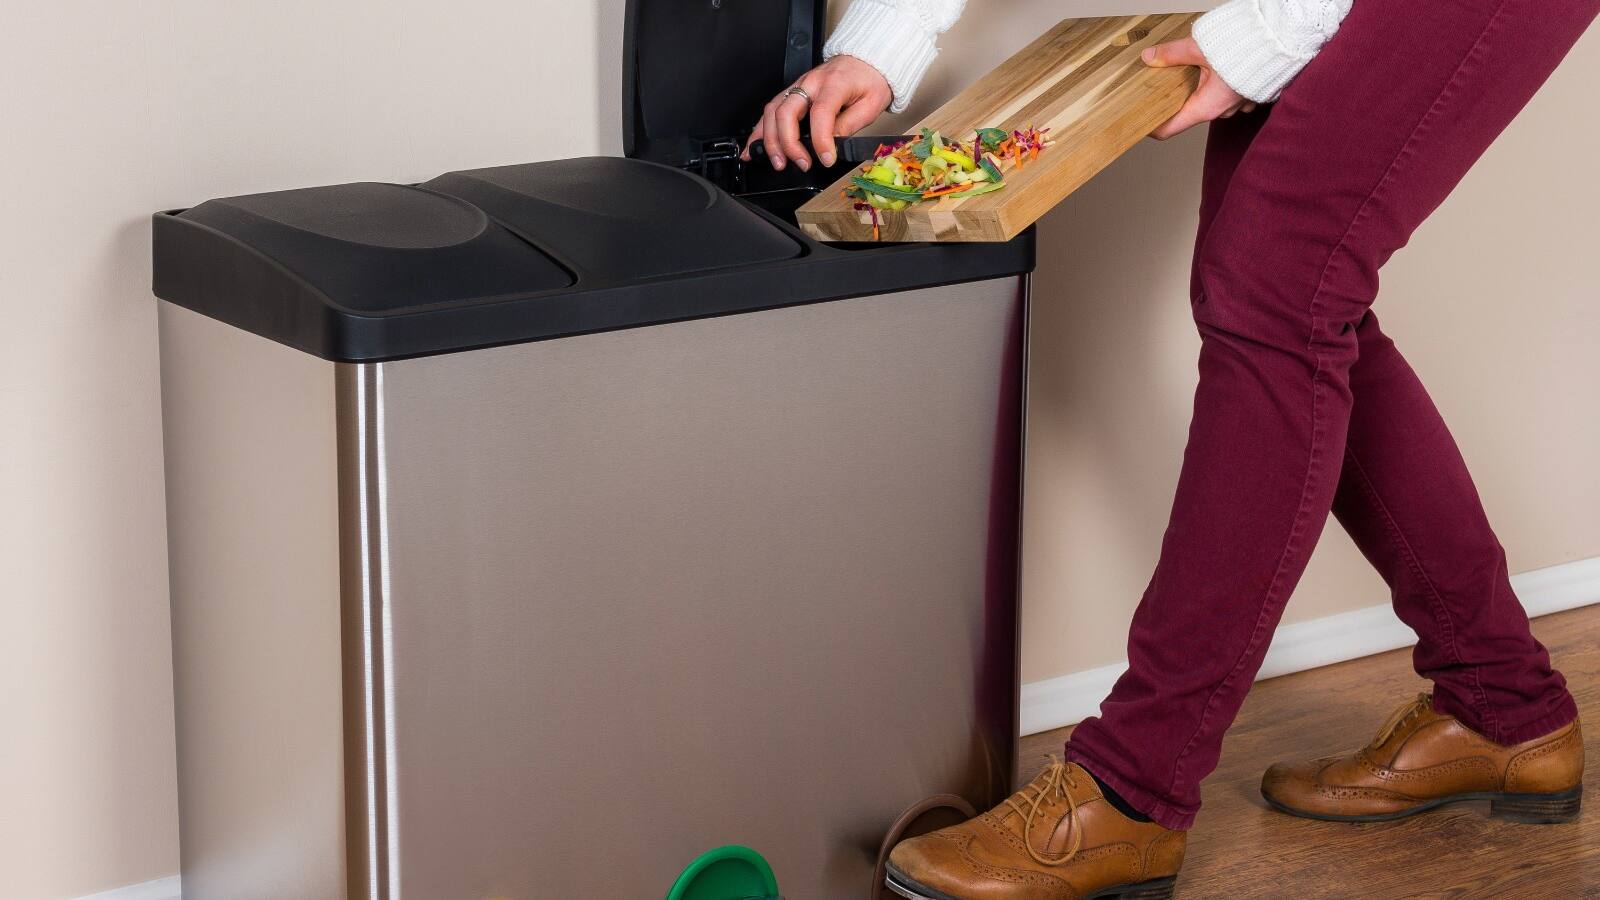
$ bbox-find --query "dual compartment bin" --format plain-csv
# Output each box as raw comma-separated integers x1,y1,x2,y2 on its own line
155,154,1033,898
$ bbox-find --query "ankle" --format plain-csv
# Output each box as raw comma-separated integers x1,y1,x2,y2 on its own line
1082,765,1154,823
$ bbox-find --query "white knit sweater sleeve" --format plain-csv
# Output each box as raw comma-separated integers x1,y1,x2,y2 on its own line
1193,0,1355,103
823,0,1351,114
822,0,967,114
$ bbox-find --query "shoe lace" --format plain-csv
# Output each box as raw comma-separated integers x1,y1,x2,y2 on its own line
1002,759,1082,867
1371,692,1433,748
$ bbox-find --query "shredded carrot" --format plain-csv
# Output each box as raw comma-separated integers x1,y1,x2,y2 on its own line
923,183,974,199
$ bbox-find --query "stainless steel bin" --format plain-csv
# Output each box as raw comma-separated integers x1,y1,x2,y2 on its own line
154,3,1035,897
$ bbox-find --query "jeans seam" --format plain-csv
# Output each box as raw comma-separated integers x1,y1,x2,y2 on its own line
1301,0,1512,346
1342,447,1498,734
1166,343,1331,796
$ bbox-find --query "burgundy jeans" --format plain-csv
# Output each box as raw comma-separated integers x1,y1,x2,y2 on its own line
1065,0,1594,831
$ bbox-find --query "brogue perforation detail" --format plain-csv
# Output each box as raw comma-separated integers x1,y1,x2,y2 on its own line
1313,784,1414,801
886,761,1188,898
949,831,1074,888
978,812,1031,854
1505,726,1580,784
1360,755,1498,785
1141,828,1186,879
1263,698,1584,822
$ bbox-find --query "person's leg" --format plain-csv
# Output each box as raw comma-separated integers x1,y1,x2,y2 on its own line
1180,111,1571,785
1333,313,1575,741
1255,310,1582,826
1066,0,1598,830
1189,110,1268,297
1193,69,1572,768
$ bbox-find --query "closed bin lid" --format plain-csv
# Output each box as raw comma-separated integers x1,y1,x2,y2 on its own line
175,182,574,312
422,157,799,282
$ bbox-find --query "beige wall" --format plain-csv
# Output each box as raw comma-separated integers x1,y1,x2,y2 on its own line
0,3,614,897
2,1,1596,896
870,2,1600,684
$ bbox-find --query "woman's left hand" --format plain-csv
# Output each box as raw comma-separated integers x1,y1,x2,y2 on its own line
1142,37,1257,140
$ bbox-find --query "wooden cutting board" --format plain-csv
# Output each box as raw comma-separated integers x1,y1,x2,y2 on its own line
796,13,1201,243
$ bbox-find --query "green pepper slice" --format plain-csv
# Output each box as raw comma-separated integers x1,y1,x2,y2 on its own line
851,176,925,203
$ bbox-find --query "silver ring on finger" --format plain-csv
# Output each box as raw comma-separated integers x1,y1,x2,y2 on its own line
783,86,812,106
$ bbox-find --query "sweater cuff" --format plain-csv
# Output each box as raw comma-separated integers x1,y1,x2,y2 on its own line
1192,0,1312,103
823,1,940,114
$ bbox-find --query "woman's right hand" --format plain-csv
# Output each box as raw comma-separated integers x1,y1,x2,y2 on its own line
1142,38,1256,140
742,55,893,172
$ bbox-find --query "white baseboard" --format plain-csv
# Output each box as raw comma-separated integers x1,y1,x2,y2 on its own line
73,876,181,900
1020,555,1600,736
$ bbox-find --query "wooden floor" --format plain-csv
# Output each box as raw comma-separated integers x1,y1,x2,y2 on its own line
1020,605,1600,899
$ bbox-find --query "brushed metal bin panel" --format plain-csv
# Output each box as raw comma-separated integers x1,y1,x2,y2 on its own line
163,278,1025,899
159,303,347,900
357,280,1025,898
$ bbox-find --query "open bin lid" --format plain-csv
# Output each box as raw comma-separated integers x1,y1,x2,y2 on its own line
623,0,823,167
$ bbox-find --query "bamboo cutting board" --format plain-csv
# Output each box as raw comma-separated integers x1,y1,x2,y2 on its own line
796,13,1201,243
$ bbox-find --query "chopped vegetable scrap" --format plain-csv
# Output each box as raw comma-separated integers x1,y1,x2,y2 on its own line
843,126,1053,238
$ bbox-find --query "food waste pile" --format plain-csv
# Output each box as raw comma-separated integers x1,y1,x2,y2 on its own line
844,126,1052,239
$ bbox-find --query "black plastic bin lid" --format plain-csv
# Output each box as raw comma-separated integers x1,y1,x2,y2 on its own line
172,182,574,311
153,157,1034,362
422,158,797,281
623,0,823,167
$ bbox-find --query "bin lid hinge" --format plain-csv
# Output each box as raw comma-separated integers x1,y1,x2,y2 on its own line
690,137,746,192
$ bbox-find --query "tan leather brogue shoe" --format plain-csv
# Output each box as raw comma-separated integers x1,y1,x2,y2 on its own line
885,761,1186,900
1262,693,1583,823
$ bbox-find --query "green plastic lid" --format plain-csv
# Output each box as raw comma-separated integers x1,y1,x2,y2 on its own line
665,845,780,900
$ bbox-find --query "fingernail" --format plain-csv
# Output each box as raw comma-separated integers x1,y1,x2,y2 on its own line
772,157,785,171
1142,48,1156,64
820,152,836,167
795,158,810,172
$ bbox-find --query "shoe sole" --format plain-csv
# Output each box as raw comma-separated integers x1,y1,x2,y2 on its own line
1262,784,1582,824
886,862,1177,899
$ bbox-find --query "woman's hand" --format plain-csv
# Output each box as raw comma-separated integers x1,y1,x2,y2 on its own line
1142,37,1257,140
742,55,893,172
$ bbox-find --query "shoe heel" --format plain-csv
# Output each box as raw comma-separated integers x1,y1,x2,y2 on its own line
1119,876,1178,899
1489,786,1582,824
